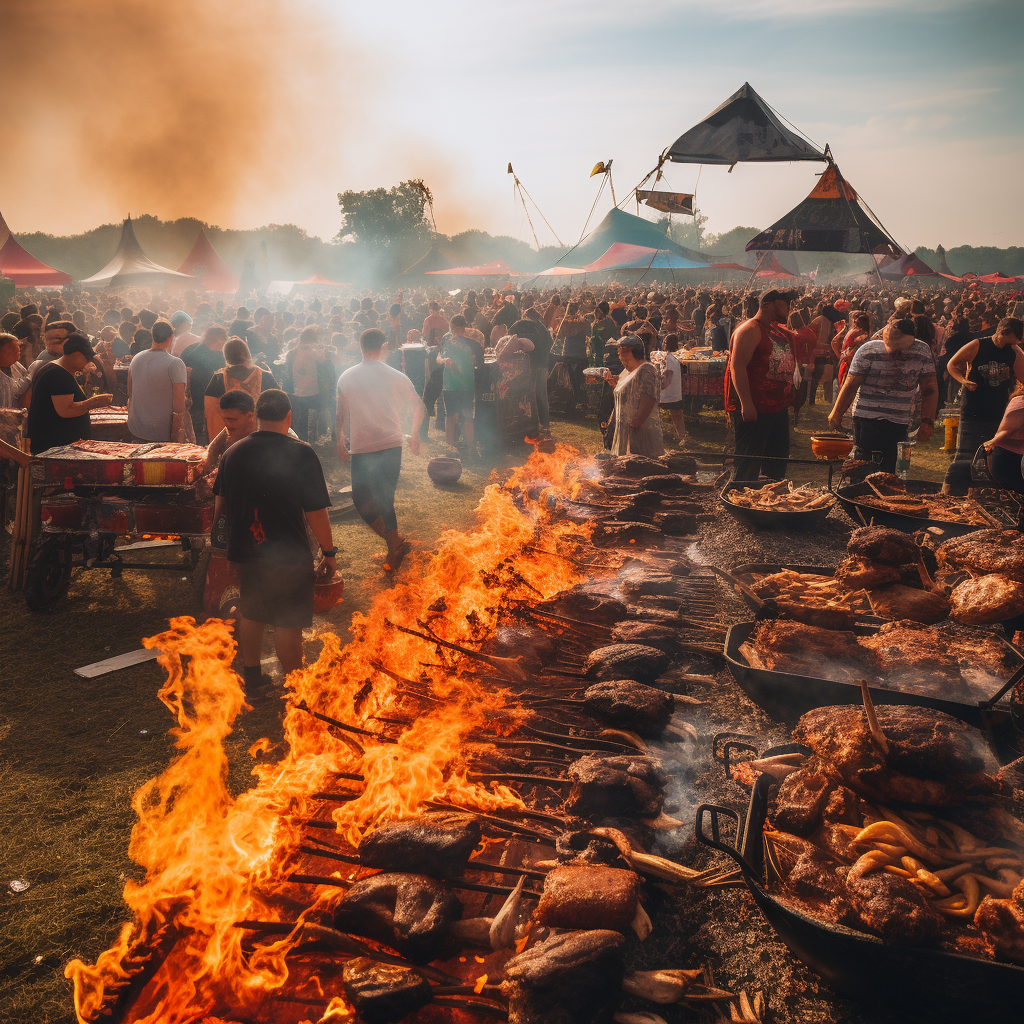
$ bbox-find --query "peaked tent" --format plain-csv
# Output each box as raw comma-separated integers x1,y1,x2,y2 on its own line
745,163,903,258
0,210,72,286
583,243,706,273
426,261,515,276
936,248,954,276
394,246,453,280
710,250,801,276
80,216,195,287
555,207,707,270
177,228,239,292
878,253,936,279
977,272,1019,284
755,255,802,279
666,82,826,165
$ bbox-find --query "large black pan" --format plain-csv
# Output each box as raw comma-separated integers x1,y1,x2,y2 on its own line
723,621,1018,731
696,771,1024,1023
832,479,996,538
720,481,837,528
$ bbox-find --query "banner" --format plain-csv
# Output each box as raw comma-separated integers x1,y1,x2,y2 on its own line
637,190,694,215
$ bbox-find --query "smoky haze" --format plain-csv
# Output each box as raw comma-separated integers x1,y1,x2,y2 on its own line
2,0,359,236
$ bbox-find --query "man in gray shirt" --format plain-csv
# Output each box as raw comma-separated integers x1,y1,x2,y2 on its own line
127,320,188,442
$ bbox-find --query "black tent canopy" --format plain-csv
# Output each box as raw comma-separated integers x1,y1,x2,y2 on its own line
665,82,826,166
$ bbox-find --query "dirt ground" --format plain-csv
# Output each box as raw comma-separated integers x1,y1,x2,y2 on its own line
0,401,955,1024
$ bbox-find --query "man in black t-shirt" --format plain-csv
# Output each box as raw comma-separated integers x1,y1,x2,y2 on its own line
214,389,335,692
509,314,553,439
27,334,113,454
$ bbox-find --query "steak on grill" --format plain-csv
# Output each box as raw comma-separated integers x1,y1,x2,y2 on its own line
601,455,671,478
357,813,482,878
591,521,664,549
950,574,1024,625
846,526,920,566
609,621,680,653
937,529,1024,580
865,584,950,624
584,644,671,683
620,570,682,599
536,864,640,933
332,872,463,963
748,620,877,683
502,929,624,1024
542,586,627,624
341,958,433,1024
566,753,667,819
582,679,674,737
834,556,902,590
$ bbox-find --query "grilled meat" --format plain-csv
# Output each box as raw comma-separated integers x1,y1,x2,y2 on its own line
609,621,679,653
485,625,557,666
341,958,432,1024
582,680,674,737
951,574,1024,625
772,600,855,630
834,556,902,590
748,620,877,683
357,813,482,879
639,473,689,493
331,873,463,963
771,764,837,837
566,753,667,819
536,864,641,933
937,529,1024,580
864,471,905,491
591,521,664,549
865,584,950,624
846,871,943,945
659,452,698,475
502,929,624,1024
601,455,672,478
847,526,920,566
861,621,964,694
542,586,627,624
584,644,670,683
975,886,1024,966
620,570,681,599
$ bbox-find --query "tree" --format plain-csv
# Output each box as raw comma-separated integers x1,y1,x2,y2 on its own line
655,208,709,251
336,180,432,248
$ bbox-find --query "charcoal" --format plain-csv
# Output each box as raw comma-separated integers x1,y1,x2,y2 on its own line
341,958,432,1024
358,813,482,878
591,521,664,549
601,455,672,478
502,929,624,1024
332,872,463,963
585,644,671,683
582,679,674,737
566,753,666,819
609,621,680,653
542,585,627,624
536,864,640,933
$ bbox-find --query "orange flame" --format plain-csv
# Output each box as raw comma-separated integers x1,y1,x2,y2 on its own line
66,444,592,1022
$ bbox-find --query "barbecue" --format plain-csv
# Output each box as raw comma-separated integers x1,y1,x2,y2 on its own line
723,479,834,512
345,813,484,877
846,525,920,565
581,680,674,737
740,620,876,683
341,958,434,1024
565,753,667,819
536,863,642,934
834,555,901,589
584,644,671,683
950,573,1024,624
854,473,995,525
608,621,683,653
864,584,950,623
937,529,1024,579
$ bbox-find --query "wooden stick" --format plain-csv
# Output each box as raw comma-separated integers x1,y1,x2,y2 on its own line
860,679,889,756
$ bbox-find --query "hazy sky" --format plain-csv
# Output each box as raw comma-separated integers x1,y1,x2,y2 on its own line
3,0,1020,250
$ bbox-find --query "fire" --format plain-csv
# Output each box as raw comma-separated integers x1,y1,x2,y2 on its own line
66,444,594,1022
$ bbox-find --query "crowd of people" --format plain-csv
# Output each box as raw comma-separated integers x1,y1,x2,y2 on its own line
3,275,1024,686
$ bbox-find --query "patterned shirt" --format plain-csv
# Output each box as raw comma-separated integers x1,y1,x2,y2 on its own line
848,340,935,425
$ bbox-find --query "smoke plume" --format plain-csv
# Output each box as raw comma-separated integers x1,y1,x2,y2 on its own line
2,0,358,236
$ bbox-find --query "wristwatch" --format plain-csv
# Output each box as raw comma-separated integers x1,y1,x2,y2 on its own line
322,547,337,557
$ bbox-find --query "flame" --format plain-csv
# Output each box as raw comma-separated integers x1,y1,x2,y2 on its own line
66,444,593,1022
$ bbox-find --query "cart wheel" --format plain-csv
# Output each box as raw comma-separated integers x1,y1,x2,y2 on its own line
25,537,73,612
191,544,212,612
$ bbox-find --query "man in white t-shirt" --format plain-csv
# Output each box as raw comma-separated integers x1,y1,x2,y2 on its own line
169,311,200,356
335,327,425,571
128,320,188,441
655,333,687,443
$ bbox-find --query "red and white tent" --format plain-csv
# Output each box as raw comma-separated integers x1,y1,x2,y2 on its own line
425,261,515,277
0,209,72,286
177,228,239,292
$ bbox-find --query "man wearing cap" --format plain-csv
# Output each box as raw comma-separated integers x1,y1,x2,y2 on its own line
725,290,821,482
26,334,113,454
170,311,200,356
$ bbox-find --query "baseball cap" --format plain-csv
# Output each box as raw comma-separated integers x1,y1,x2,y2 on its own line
760,289,800,305
171,310,192,327
63,334,97,361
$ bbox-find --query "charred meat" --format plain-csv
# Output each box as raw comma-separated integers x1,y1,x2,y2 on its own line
601,455,671,479
771,763,838,837
485,625,558,666
846,871,943,945
331,872,463,963
609,621,680,653
865,584,950,624
950,574,1024,625
541,586,627,624
846,526,920,566
861,621,965,695
745,620,877,683
582,679,674,738
584,644,671,683
341,958,433,1024
620,571,682,599
591,521,664,549
566,753,667,819
937,529,1024,580
502,929,624,1024
357,813,482,879
975,883,1024,966
536,864,641,933
834,556,902,590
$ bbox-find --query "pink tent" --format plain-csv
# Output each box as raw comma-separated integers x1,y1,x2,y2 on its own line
177,228,239,292
299,274,350,286
0,209,72,286
755,254,801,279
977,272,1019,285
426,261,515,276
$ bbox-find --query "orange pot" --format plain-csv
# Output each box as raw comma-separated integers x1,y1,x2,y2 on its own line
810,434,854,461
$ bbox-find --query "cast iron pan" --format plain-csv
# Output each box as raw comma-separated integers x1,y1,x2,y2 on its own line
695,770,1024,1023
720,481,837,528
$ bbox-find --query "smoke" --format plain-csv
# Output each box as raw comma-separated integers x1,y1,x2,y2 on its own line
1,0,360,236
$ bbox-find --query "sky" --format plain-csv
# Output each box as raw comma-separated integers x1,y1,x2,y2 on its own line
2,0,1020,250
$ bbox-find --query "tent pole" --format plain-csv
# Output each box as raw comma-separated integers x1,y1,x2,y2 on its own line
743,251,767,292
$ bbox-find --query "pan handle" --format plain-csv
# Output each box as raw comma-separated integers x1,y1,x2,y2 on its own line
694,803,757,877
721,740,760,779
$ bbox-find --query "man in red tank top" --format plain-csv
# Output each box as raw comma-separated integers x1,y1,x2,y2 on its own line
725,289,820,481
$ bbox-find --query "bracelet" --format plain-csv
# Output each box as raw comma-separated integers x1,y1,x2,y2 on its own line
322,547,337,557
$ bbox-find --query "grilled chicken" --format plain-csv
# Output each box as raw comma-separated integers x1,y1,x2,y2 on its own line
937,529,1024,580
582,680,674,738
950,574,1024,625
536,864,641,933
847,526,920,566
357,813,482,879
341,958,432,1024
331,873,463,963
566,753,667,819
502,929,624,1024
584,644,671,683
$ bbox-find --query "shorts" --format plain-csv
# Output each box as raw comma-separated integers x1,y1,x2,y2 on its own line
660,399,686,410
236,559,314,628
442,390,473,418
